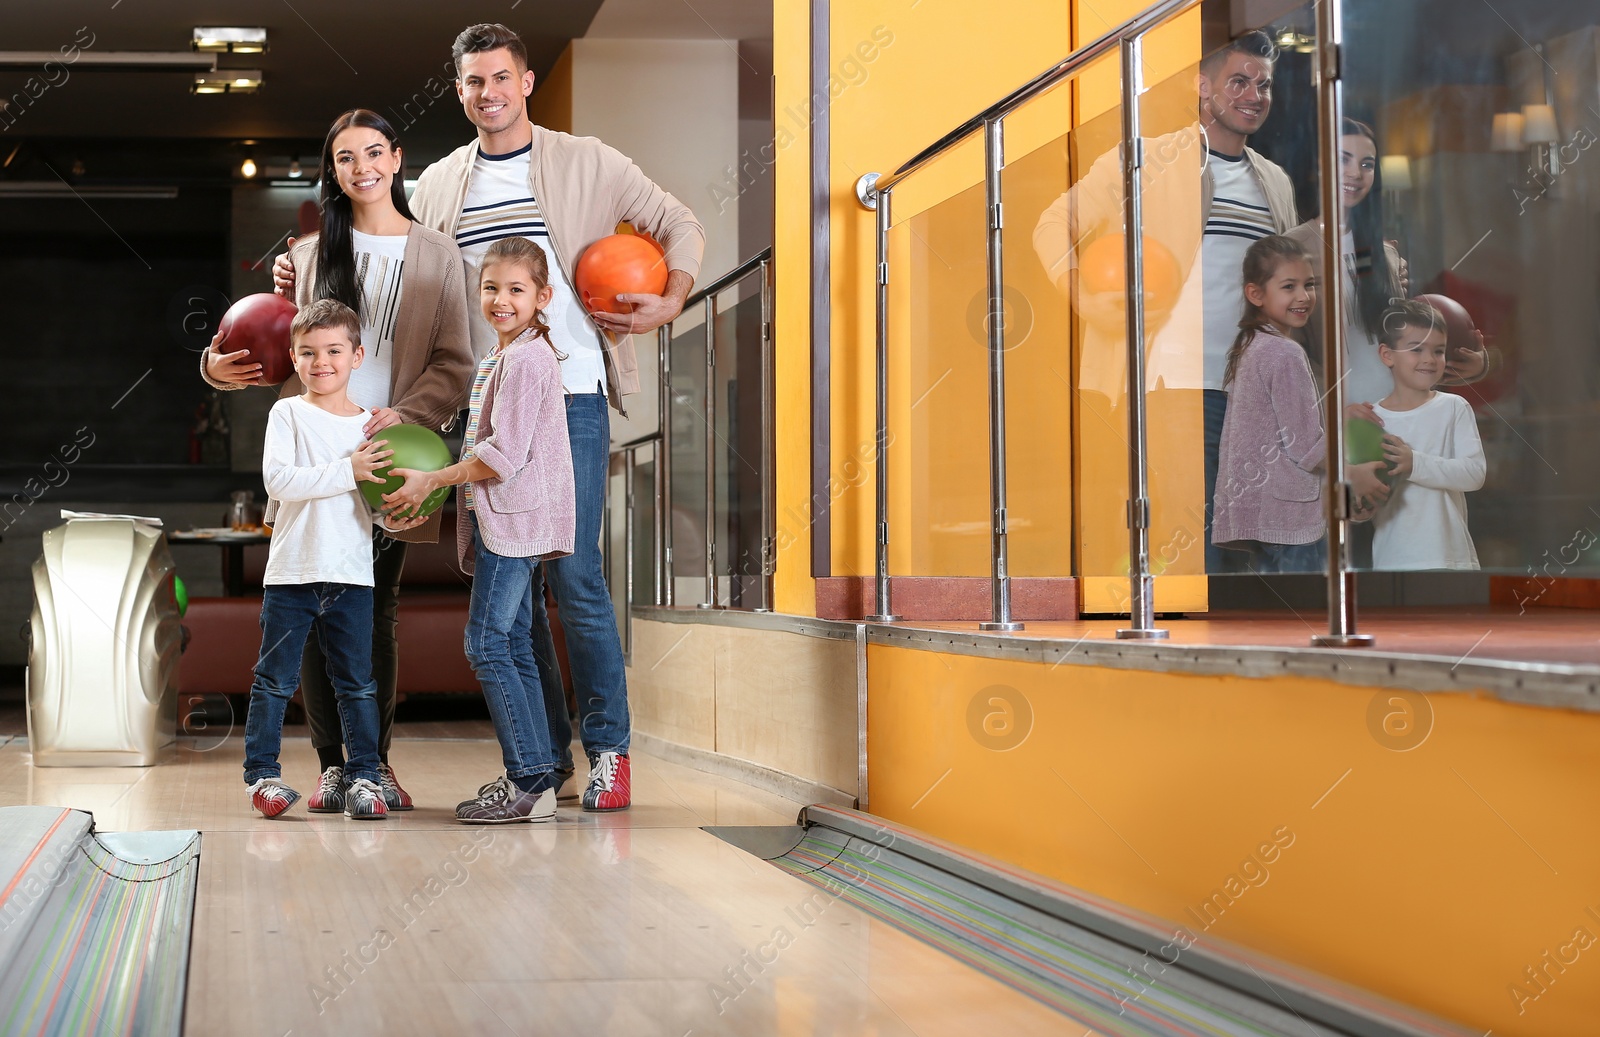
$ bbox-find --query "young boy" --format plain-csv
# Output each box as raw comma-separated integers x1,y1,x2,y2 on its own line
242,299,424,819
1368,299,1486,570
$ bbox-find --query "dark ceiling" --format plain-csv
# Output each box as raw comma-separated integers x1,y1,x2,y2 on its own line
0,2,603,164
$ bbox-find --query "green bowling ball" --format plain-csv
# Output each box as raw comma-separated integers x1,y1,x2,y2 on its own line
1345,417,1391,484
173,575,188,616
360,424,454,517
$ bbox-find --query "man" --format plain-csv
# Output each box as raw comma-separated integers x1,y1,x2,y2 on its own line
275,23,705,813
1033,30,1296,575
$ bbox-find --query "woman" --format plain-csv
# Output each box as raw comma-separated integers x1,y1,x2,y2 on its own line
202,109,474,811
1287,117,1486,406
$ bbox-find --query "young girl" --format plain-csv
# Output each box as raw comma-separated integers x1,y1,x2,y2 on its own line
1211,235,1331,573
385,236,576,823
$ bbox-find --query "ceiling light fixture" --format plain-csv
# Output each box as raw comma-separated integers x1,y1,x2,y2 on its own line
1272,29,1316,54
240,157,258,178
287,158,303,178
193,70,261,94
192,27,268,54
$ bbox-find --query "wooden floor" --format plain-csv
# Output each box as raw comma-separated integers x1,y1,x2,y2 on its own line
0,733,1073,1036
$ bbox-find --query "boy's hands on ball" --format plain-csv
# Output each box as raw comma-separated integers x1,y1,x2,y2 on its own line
1381,434,1413,481
351,440,394,484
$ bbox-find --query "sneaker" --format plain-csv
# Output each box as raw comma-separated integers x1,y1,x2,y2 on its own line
455,776,557,824
249,777,300,819
581,752,631,812
377,762,414,811
344,777,389,821
307,766,346,813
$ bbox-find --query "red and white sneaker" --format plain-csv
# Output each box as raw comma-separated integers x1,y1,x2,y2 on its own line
581,751,631,812
249,777,300,819
307,766,346,813
378,762,413,811
344,777,389,821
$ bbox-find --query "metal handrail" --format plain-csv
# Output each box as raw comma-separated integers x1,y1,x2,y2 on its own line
682,248,773,309
872,0,1201,196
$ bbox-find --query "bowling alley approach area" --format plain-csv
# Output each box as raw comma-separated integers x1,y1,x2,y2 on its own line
7,0,1600,1035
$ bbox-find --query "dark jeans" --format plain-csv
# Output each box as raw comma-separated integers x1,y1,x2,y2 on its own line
528,392,630,770
1203,388,1234,574
244,583,381,785
464,514,556,782
302,532,405,758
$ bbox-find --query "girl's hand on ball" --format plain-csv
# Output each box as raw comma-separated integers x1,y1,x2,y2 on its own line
351,440,394,484
1382,434,1414,480
381,468,435,516
385,509,429,531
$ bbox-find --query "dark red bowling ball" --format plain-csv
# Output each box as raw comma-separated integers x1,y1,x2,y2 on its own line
217,294,297,385
1412,293,1477,356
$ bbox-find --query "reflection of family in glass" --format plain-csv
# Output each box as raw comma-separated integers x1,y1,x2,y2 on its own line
1034,30,1489,575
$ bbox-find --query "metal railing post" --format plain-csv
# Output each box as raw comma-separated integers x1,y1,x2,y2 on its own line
698,296,720,609
1115,33,1168,641
624,447,635,655
979,117,1022,632
757,258,776,613
864,178,901,623
657,325,674,607
1311,0,1373,648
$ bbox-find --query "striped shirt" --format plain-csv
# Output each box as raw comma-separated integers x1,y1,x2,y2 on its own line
1202,150,1277,390
456,143,607,395
346,229,407,409
459,350,503,511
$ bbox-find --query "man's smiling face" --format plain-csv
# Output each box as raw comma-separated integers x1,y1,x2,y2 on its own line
457,48,534,136
1199,50,1274,139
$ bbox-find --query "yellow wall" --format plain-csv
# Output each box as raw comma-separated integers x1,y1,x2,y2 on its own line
867,643,1600,1035
773,0,817,615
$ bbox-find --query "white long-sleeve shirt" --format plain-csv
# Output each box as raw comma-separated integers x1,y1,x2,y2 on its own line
1371,392,1485,570
261,395,379,587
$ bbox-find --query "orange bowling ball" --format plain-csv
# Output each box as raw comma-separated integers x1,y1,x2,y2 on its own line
1078,233,1183,310
575,234,668,314
217,293,298,385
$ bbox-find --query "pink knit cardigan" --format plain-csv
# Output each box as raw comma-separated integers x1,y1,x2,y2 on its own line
455,329,576,572
1212,329,1327,548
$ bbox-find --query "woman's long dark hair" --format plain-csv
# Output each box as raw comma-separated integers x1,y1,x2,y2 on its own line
314,109,416,314
1223,234,1311,389
1342,117,1403,338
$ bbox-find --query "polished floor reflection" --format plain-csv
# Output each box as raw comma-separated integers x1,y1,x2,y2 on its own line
0,733,1075,1036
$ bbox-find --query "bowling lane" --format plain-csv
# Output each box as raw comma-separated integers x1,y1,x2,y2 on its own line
0,736,1074,1036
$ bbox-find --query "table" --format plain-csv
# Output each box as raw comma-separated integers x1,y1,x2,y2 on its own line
166,530,271,596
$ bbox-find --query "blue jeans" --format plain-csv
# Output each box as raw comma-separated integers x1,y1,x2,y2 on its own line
243,584,381,785
528,391,630,769
465,515,556,782
1236,538,1327,574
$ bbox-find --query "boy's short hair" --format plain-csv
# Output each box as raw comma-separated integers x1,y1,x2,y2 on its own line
453,23,527,77
1379,299,1444,348
290,298,360,347
1199,29,1277,79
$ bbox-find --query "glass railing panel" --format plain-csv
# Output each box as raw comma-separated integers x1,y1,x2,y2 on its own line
887,137,994,578
667,316,708,600
716,289,767,608
998,74,1077,581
